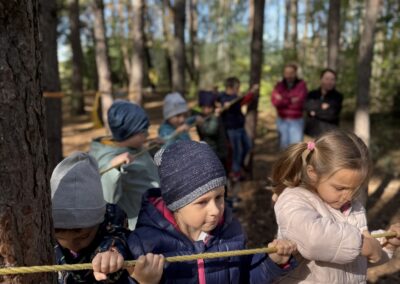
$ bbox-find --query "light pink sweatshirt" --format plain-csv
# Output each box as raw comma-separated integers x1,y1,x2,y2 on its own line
274,187,391,284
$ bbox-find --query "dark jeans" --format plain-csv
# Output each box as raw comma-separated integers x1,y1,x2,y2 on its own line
226,128,252,173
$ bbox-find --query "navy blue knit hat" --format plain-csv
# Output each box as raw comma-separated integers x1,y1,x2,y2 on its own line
108,100,149,142
198,90,217,107
154,141,226,211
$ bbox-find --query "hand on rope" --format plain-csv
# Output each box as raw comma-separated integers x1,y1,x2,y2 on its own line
0,230,397,276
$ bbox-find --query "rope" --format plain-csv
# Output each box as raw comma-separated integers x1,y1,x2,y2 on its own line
0,247,276,275
0,231,396,275
99,144,159,175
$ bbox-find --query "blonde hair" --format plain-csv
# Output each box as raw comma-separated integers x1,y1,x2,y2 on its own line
271,130,371,196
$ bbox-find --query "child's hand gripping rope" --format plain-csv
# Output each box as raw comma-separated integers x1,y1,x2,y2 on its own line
0,231,396,276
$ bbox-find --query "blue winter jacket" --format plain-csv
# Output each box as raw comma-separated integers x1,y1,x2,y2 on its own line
128,188,295,284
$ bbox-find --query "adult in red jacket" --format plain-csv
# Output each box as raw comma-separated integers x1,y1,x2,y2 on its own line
271,64,308,149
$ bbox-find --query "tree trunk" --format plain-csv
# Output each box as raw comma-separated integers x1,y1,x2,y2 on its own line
284,0,291,49
288,0,298,60
93,0,113,129
355,0,381,147
327,0,341,71
68,0,85,115
40,0,63,173
189,0,200,86
170,0,186,94
0,1,56,283
117,0,131,79
129,0,145,105
161,0,173,90
245,0,265,177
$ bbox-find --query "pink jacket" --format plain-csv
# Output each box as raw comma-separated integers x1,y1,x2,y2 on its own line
271,79,308,119
274,187,392,284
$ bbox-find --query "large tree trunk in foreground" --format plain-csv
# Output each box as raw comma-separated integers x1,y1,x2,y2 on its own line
0,1,56,283
68,0,85,115
245,0,265,177
40,0,63,172
129,0,145,105
93,0,113,129
327,0,341,71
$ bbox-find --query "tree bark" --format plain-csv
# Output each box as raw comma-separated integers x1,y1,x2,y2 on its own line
117,0,131,79
188,0,200,86
161,0,173,90
0,1,56,283
284,0,291,49
289,0,298,51
245,0,265,177
170,0,186,95
355,0,381,147
40,0,63,173
129,0,145,105
93,0,113,129
68,0,85,115
327,0,341,71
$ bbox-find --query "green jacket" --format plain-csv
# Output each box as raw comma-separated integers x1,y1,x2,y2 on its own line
90,137,160,229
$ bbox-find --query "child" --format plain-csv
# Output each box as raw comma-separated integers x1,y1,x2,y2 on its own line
217,77,258,181
196,90,227,165
90,100,160,229
158,92,199,147
51,152,164,283
128,141,297,283
271,130,400,283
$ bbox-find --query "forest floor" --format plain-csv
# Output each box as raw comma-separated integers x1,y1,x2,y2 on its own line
61,92,400,283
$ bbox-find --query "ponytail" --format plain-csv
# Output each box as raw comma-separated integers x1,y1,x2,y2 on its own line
271,142,308,195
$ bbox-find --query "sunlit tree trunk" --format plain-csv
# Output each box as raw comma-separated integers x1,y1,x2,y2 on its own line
68,0,85,115
0,1,56,282
327,0,341,71
93,0,113,129
40,0,63,172
355,0,381,147
129,0,145,104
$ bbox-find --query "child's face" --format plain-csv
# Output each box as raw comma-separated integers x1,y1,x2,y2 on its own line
226,84,240,95
174,187,225,240
201,106,214,116
123,131,148,148
309,168,363,210
55,226,98,253
168,113,187,128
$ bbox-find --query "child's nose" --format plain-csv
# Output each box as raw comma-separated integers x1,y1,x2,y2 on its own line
208,200,221,216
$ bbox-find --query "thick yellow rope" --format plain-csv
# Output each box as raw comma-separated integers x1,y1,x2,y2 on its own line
0,247,276,275
0,231,396,275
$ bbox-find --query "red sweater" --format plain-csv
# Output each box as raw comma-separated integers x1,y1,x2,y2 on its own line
271,79,308,119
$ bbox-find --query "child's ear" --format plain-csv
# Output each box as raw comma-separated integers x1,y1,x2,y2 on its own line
306,165,318,183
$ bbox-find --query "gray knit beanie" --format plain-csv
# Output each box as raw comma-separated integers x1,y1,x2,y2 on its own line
154,141,226,211
51,152,106,229
163,92,188,120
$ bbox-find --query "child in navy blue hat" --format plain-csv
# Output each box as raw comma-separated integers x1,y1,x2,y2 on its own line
128,141,297,283
196,90,228,165
90,100,160,229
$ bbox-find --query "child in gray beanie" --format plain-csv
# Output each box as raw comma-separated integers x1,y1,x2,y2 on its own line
158,92,201,147
128,141,298,284
52,152,164,283
90,100,160,229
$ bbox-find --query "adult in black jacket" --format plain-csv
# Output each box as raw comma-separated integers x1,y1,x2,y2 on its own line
304,69,343,137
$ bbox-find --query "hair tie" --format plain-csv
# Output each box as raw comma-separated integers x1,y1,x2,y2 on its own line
307,141,315,151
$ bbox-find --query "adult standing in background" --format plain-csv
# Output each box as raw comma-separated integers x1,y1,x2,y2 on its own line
304,68,343,138
271,63,308,149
